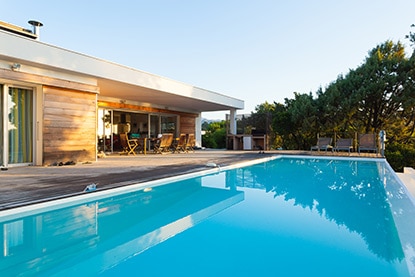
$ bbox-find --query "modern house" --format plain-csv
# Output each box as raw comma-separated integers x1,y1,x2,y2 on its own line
0,20,244,167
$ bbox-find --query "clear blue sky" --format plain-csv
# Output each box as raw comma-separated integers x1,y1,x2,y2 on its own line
2,0,415,119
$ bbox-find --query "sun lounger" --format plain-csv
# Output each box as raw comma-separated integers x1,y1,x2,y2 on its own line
358,134,378,153
334,138,353,153
311,137,333,152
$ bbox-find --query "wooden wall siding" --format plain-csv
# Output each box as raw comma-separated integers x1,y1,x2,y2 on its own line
180,116,195,135
98,100,198,118
0,68,99,93
43,86,97,165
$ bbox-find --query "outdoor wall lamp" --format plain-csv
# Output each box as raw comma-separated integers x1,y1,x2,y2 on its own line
11,63,21,71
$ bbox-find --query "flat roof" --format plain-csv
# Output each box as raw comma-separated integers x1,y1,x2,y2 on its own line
0,30,244,113
0,20,37,39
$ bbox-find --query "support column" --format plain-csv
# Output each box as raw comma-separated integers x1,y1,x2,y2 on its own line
195,114,202,148
229,108,237,135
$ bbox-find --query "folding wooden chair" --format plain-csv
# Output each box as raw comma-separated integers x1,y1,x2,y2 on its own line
153,133,173,154
119,133,139,155
185,134,195,152
173,134,187,153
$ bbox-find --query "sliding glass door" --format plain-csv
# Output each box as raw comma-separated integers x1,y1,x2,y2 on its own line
97,108,113,153
1,86,33,166
96,108,179,153
0,85,3,167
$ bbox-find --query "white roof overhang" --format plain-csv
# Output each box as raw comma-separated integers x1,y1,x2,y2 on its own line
0,30,244,113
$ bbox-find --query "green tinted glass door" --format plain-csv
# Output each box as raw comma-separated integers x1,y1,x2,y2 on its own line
8,87,33,164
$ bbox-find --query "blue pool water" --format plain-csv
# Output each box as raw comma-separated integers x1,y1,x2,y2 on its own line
0,156,414,276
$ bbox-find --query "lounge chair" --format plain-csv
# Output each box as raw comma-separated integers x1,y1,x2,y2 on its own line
153,133,173,154
358,134,378,153
334,138,353,153
119,133,139,155
311,137,333,152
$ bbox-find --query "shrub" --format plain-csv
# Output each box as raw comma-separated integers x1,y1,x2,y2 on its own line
385,142,415,172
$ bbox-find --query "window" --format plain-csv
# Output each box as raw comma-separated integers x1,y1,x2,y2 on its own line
161,115,177,134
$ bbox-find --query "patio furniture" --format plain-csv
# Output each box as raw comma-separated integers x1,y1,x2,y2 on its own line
358,133,378,153
153,133,174,154
185,134,196,152
310,137,333,152
334,138,353,153
119,133,139,155
173,134,187,153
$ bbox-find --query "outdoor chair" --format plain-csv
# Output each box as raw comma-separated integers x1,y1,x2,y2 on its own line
358,133,378,153
119,133,139,155
334,138,353,153
153,133,174,154
310,137,333,152
185,134,196,152
173,134,187,153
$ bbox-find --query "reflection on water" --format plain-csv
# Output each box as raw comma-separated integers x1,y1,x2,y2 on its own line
0,179,244,276
226,158,411,264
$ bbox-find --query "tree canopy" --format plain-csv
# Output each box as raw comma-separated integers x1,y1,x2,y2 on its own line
238,38,415,170
203,26,415,171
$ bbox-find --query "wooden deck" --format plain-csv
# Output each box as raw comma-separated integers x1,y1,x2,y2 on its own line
0,150,382,211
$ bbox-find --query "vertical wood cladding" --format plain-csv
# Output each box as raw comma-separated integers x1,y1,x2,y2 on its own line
43,86,97,164
180,116,195,135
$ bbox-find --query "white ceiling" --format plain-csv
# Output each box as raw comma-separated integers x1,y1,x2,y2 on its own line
97,78,236,113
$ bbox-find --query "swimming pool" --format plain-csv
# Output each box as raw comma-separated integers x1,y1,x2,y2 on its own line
0,156,414,276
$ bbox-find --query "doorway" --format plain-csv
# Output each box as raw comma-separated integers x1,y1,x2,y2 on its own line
1,86,34,167
97,108,178,153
